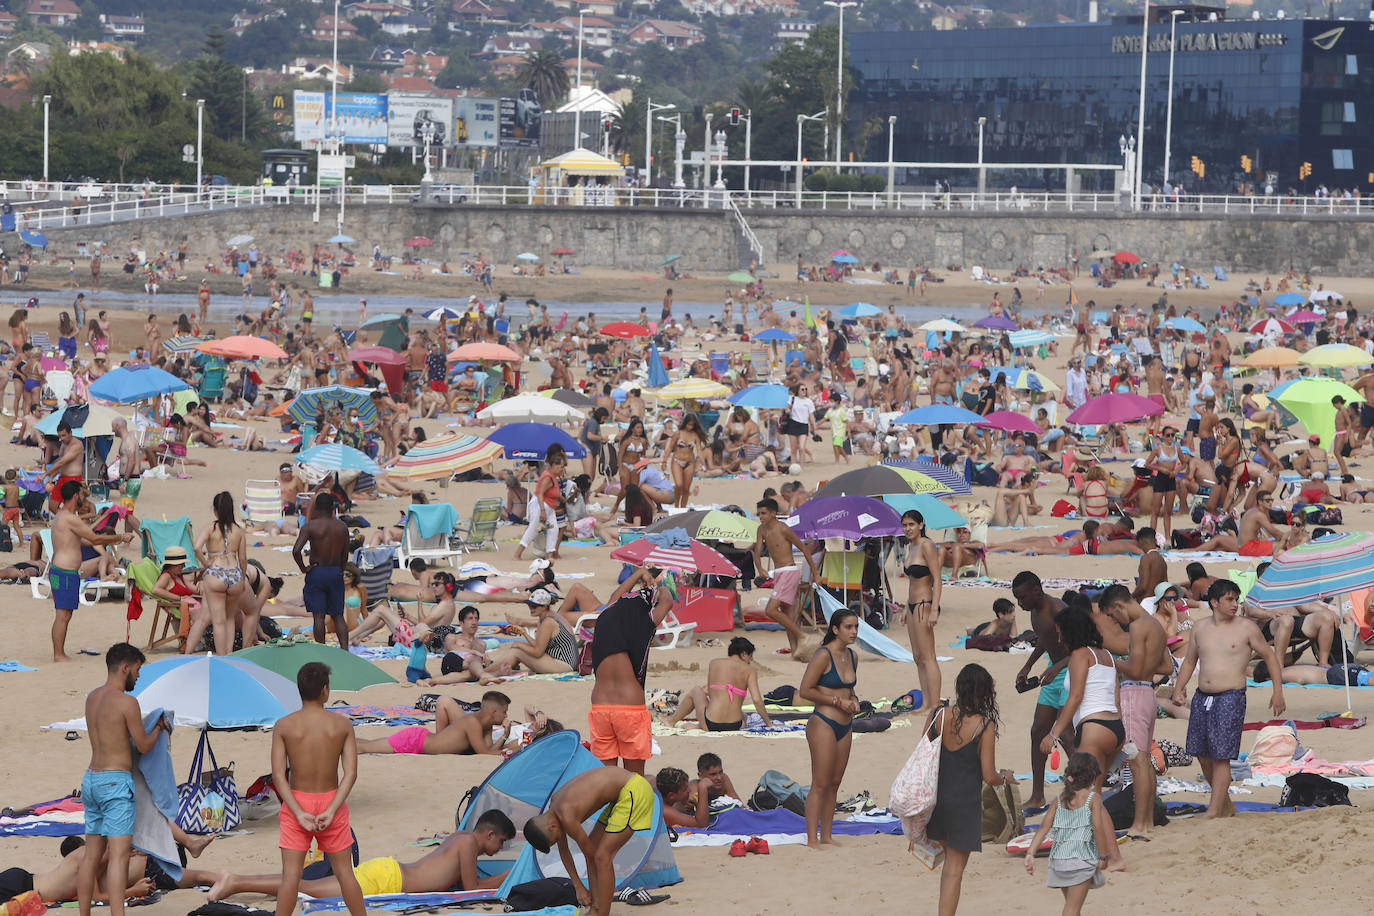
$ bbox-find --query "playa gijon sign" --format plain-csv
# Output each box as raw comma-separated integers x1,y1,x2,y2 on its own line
1111,31,1288,53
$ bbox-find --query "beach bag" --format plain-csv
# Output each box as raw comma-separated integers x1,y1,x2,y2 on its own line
505,877,577,910
889,707,945,869
176,728,242,834
1103,785,1167,829
1248,725,1298,767
748,770,809,817
981,780,1024,845
1279,773,1351,808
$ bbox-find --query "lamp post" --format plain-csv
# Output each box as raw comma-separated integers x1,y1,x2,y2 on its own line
886,114,896,205
823,0,857,169
1162,9,1184,193
976,115,987,203
657,114,685,188
1134,0,1149,209
195,98,204,197
42,94,50,190
712,129,727,190
743,109,752,194
645,98,674,187
703,112,713,190
795,108,827,208
1118,134,1136,208
573,10,586,151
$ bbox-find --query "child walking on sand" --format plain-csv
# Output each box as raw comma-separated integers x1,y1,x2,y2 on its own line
1024,753,1119,914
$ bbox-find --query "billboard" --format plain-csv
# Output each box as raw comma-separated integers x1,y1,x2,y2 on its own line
386,94,454,149
498,89,541,146
453,97,498,148
292,91,388,145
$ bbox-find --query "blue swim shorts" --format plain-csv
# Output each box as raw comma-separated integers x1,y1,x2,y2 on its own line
81,769,135,837
50,566,80,612
1038,665,1070,709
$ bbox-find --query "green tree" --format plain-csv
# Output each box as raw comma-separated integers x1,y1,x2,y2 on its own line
188,27,268,144
517,49,569,107
347,71,388,93
608,94,645,166
72,1,103,42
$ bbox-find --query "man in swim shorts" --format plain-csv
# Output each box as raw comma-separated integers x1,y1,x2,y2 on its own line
1012,571,1074,807
207,810,516,901
1173,579,1284,818
294,492,352,651
46,424,85,510
357,691,509,756
51,481,125,662
523,768,654,916
754,498,820,655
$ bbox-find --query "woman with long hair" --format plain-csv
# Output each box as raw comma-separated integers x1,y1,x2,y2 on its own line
666,637,774,731
927,663,1016,915
616,417,648,493
1043,596,1124,795
56,312,77,359
513,447,566,561
662,412,705,508
84,317,109,358
188,491,247,655
902,509,943,713
621,483,656,528
799,608,860,847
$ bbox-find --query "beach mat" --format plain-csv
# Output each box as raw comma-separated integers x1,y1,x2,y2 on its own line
326,704,432,726
298,889,517,914
1242,716,1366,731
672,807,901,847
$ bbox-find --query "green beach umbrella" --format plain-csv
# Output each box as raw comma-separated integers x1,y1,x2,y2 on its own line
726,271,755,283
1271,377,1364,449
659,254,682,266
232,639,397,691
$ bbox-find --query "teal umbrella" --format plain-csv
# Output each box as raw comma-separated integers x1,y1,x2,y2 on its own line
880,493,967,530
659,254,682,266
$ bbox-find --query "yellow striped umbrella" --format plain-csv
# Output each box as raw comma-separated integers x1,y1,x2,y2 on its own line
387,434,504,481
652,378,731,399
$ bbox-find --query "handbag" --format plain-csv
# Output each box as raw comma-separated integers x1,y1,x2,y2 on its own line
889,707,945,869
176,728,242,834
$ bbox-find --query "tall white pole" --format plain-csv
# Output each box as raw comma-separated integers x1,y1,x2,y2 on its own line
703,112,713,189
744,110,752,193
332,0,344,234
886,115,895,205
795,115,804,209
672,119,685,188
835,5,844,164
42,95,50,189
644,96,652,186
977,115,986,202
1135,0,1148,209
1162,10,1182,192
573,11,585,151
196,99,204,196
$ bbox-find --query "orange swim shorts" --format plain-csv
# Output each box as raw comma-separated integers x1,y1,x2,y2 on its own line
278,789,353,853
587,704,652,762
1239,539,1275,557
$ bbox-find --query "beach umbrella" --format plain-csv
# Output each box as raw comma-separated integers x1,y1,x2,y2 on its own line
226,234,254,247
1271,377,1364,448
40,355,67,373
815,465,951,499
485,422,586,460
295,442,382,474
1285,309,1323,324
515,252,540,261
132,655,301,729
1112,250,1141,264
838,302,882,318
1008,329,1055,348
359,313,404,330
610,529,740,576
879,493,967,530
286,386,377,427
551,247,575,256
600,322,651,339
404,236,434,248
653,378,731,400
829,250,854,259
1243,347,1301,368
1249,318,1296,336
20,230,47,248
36,403,123,438
879,459,973,495
644,510,758,541
659,254,682,266
329,234,356,244
448,342,522,362
790,495,903,540
752,328,795,342
726,271,756,283
388,433,504,480
539,388,595,408
232,641,396,691
919,318,966,333
1299,343,1373,368
830,252,859,264
477,393,585,424
1273,292,1306,307
647,341,669,388
1065,392,1163,425
162,335,207,354
972,314,1017,331
348,345,404,365
729,384,791,409
196,336,288,360
89,365,190,403
1163,316,1206,333
891,404,987,426
424,306,464,321
1309,289,1344,302
979,410,1041,435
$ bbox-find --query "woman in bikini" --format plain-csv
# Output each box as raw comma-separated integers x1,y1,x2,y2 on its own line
665,637,774,731
1239,383,1278,431
84,318,109,358
902,509,943,714
1043,599,1124,795
1077,466,1111,518
724,406,763,462
188,491,247,655
799,607,860,848
616,417,648,495
662,413,705,509
232,560,284,649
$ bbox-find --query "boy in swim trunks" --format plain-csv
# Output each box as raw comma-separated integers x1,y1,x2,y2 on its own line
356,691,510,756
270,662,366,916
753,498,820,656
1172,579,1285,819
1011,571,1075,808
523,768,655,916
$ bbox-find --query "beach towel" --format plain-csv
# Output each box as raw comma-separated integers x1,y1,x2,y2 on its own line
0,661,35,672
670,807,901,848
298,890,522,914
0,806,85,837
326,704,433,726
1241,716,1366,731
132,708,182,882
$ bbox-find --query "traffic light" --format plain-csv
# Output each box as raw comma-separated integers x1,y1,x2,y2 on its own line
602,116,612,133
729,107,741,126
1240,154,1252,173
1300,161,1313,179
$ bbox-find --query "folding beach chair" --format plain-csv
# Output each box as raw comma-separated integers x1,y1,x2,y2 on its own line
708,352,729,378
140,516,198,567
30,528,125,606
453,498,501,553
396,502,461,569
43,370,75,409
784,349,804,370
352,545,397,609
28,331,50,352
126,556,185,650
243,479,283,525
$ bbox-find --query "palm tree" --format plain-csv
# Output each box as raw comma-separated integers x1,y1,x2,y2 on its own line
608,98,644,163
517,49,570,108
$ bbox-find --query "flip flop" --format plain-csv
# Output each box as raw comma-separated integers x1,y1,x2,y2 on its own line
1022,804,1050,816
614,888,670,906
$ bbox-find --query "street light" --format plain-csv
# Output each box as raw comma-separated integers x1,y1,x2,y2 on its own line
645,98,674,187
886,115,896,205
658,113,684,188
1162,9,1184,193
823,0,857,168
41,94,50,189
1134,0,1149,209
1119,133,1136,207
573,10,586,151
795,108,827,208
195,98,204,196
703,112,713,190
976,115,987,202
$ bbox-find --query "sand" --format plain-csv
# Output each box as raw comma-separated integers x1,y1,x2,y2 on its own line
0,264,1369,915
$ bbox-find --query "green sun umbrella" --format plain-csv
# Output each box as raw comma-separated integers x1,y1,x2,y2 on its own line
232,640,397,691
1271,377,1364,449
726,271,756,283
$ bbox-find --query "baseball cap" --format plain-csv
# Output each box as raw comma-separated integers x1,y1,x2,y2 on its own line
1154,581,1179,601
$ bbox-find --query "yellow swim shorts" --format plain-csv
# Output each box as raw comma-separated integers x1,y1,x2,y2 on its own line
596,773,655,834
353,856,404,896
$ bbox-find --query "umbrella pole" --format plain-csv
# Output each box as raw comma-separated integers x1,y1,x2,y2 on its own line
1340,596,1354,715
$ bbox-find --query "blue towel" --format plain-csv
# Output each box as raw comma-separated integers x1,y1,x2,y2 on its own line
131,709,182,882
812,587,914,663
299,888,507,913
408,503,459,539
0,660,35,671
685,807,901,837
644,527,690,548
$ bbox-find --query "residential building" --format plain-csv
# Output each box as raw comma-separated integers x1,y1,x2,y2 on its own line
0,11,17,36
230,11,266,35
451,0,511,24
99,14,144,39
775,17,814,45
397,50,449,75
480,33,540,55
384,73,436,91
369,44,415,64
380,12,431,35
562,56,602,86
550,0,615,15
25,0,81,27
556,15,616,47
282,57,354,82
309,15,359,41
486,54,527,78
6,41,52,64
344,2,407,22
626,18,704,48
68,40,126,60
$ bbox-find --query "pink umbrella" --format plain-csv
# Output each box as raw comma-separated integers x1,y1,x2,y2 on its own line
610,536,740,576
1286,310,1323,323
981,411,1041,435
1065,392,1163,425
40,356,68,372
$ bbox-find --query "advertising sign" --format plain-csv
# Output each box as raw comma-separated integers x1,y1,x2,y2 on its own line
498,89,541,146
327,93,388,144
386,94,454,148
292,90,326,144
453,97,499,148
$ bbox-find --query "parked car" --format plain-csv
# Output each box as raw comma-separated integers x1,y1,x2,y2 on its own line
410,183,468,204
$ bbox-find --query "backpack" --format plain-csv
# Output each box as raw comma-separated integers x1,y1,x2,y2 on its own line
1103,784,1168,830
505,877,577,911
1279,773,1352,808
981,780,1025,845
748,769,809,817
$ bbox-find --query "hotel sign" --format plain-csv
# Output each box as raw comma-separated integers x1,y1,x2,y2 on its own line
1111,31,1288,53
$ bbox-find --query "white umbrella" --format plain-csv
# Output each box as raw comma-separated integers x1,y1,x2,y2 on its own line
476,393,586,424
919,318,966,333
1309,289,1344,302
226,234,254,247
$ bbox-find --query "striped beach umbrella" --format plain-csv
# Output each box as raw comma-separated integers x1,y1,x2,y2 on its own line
652,378,731,399
163,335,206,354
286,386,378,427
985,366,1062,393
295,443,381,474
387,433,504,481
610,532,740,576
880,459,972,495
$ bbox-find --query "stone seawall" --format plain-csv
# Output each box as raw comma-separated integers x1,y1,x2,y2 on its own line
39,202,1374,276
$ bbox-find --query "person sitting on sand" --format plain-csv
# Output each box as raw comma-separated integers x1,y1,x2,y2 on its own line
357,691,510,756
206,810,516,901
481,589,578,677
350,572,457,646
414,606,494,686
1191,490,1292,556
664,637,774,731
656,767,710,829
969,598,1017,637
694,752,739,804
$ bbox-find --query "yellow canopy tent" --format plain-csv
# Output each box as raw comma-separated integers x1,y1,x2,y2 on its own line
535,148,626,205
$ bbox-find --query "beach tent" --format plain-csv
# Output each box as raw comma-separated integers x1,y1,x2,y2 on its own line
459,730,680,894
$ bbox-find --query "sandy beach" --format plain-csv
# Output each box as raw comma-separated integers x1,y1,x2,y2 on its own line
0,260,1369,915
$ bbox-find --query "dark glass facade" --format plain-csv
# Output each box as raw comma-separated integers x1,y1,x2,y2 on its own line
848,17,1374,191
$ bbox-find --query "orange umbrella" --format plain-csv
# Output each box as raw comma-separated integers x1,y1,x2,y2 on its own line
447,342,522,362
196,336,289,360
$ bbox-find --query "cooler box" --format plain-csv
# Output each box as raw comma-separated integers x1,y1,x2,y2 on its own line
673,586,735,633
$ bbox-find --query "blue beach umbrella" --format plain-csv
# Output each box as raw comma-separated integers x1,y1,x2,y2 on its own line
729,384,791,409
424,306,464,321
838,302,882,318
515,252,540,261
831,253,859,264
1163,316,1206,332
132,655,302,728
359,313,404,329
287,386,378,427
891,404,987,426
1008,329,1054,348
647,341,669,388
329,234,356,245
485,422,586,460
879,493,968,530
20,230,48,248
89,365,190,403
1273,292,1306,307
752,328,796,342
295,442,382,474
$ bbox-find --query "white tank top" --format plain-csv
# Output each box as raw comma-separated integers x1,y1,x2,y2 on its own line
1072,649,1119,728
